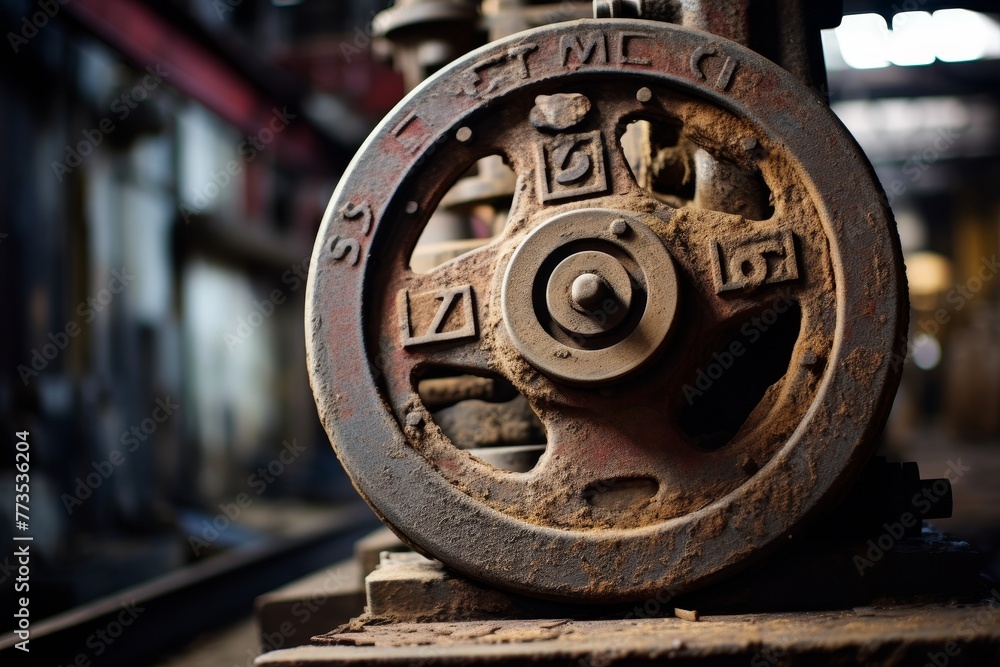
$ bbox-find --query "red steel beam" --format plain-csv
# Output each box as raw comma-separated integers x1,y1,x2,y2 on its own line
63,0,335,169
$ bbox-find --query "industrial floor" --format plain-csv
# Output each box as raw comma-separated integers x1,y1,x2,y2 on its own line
146,427,1000,666
149,617,260,667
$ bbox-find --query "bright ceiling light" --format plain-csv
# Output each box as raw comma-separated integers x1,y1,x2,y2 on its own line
828,10,1000,70
835,14,891,69
934,9,1000,62
890,12,936,66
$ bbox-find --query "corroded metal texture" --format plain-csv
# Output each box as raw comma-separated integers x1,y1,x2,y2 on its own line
305,19,907,602
259,603,1000,666
501,208,679,385
356,536,987,624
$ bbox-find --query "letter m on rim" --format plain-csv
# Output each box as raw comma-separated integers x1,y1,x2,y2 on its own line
560,33,608,68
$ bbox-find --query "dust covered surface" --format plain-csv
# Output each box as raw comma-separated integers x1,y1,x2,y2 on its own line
274,603,1000,665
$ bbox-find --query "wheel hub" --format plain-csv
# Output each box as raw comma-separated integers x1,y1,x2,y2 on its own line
305,19,907,603
503,208,678,386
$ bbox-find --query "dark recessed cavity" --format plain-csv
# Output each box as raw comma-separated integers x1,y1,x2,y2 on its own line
416,368,547,471
678,302,802,451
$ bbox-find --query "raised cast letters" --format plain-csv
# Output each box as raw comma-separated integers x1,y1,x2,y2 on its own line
619,32,652,66
400,284,478,348
560,32,607,67
327,201,373,267
340,202,373,235
691,45,739,91
535,131,609,203
711,228,799,294
330,236,361,266
558,31,653,69
456,44,538,97
392,112,433,154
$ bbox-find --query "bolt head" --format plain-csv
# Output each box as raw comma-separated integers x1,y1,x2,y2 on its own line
610,219,629,237
571,273,611,312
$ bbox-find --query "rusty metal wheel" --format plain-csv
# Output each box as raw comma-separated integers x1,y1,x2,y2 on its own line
306,19,907,602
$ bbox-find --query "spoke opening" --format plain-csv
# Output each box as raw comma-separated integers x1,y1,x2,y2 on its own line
409,153,516,274
677,300,802,451
620,116,775,221
415,366,548,472
583,476,660,512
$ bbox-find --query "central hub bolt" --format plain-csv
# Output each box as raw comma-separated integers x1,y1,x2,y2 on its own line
546,250,633,338
501,208,679,385
571,273,611,313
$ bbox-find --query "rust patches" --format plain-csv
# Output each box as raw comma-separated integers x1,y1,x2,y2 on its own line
305,19,907,602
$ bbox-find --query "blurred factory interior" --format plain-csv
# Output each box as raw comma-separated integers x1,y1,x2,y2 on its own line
0,0,999,664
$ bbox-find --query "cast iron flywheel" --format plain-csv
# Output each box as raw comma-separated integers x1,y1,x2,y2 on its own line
305,19,907,602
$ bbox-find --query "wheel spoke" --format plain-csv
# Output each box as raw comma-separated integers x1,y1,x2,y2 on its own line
495,92,644,217
652,207,806,336
534,401,679,482
376,242,502,399
522,396,748,524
